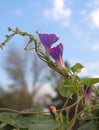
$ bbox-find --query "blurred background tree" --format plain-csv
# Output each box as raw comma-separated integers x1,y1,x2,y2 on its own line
0,44,70,112
0,45,53,110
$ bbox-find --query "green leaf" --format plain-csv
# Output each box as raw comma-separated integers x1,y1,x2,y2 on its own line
16,128,29,130
58,77,70,97
30,115,60,130
82,78,99,86
14,115,34,128
77,121,96,130
13,128,28,130
32,115,53,123
0,112,15,126
80,113,97,121
1,124,14,130
29,120,59,130
0,122,7,128
71,63,84,73
58,77,82,98
68,85,82,92
14,114,54,129
58,84,71,98
58,84,82,98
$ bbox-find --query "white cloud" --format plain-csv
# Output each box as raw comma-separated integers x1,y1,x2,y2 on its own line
92,74,99,78
44,0,71,27
33,83,57,105
91,43,99,51
90,8,99,28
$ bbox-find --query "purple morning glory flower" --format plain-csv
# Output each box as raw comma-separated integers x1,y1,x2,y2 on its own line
50,43,65,68
39,33,59,54
83,84,92,105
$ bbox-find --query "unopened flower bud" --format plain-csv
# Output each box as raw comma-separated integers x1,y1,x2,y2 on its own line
15,27,20,33
8,27,12,31
83,84,92,106
49,106,59,121
49,105,56,115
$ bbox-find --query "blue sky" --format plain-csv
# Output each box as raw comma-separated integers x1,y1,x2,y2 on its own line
0,0,99,86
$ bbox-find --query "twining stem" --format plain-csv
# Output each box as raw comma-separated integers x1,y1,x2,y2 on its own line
69,103,99,127
68,93,80,130
66,109,70,124
61,96,71,122
62,97,70,111
0,95,84,115
0,32,16,48
0,108,48,115
61,95,83,111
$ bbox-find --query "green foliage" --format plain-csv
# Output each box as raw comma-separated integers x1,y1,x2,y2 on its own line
0,113,14,126
70,63,84,73
29,119,59,130
0,112,68,130
82,78,99,86
58,76,82,98
0,123,7,129
14,115,34,128
77,121,97,130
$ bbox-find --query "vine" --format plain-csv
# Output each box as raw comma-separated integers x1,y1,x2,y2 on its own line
0,27,99,130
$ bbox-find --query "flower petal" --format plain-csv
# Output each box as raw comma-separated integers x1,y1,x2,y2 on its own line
39,33,59,53
50,43,65,67
83,84,92,105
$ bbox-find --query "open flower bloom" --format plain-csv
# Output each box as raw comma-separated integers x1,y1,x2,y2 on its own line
50,43,65,68
83,84,92,105
39,33,59,54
